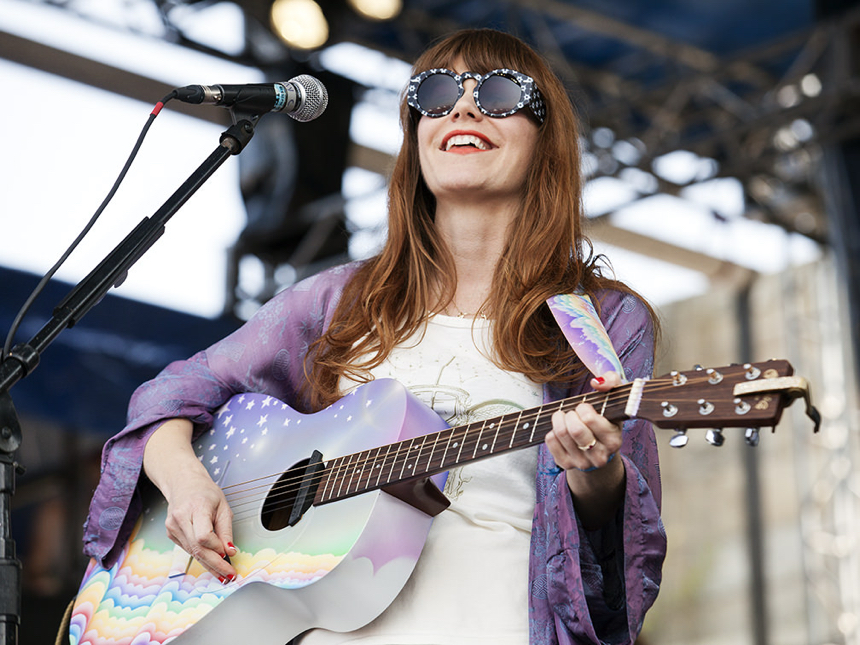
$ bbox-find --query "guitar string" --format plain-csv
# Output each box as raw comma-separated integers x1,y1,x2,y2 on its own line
222,372,750,517
227,392,755,523
222,372,752,517
234,369,740,501
219,373,755,521
221,383,634,506
220,384,632,520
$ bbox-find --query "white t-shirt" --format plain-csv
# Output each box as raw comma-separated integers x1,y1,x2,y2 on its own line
301,314,543,644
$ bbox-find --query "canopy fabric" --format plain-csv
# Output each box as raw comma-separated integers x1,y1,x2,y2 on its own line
1,266,239,436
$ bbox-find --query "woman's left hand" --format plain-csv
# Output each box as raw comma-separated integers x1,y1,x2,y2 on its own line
545,371,626,529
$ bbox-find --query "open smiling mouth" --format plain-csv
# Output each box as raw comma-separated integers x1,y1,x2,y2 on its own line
444,134,491,151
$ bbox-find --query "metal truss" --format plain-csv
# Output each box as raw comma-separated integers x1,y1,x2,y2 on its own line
382,0,860,245
334,0,859,280
11,0,858,279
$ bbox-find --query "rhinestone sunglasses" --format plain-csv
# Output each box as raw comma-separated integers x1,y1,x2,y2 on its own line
407,68,546,124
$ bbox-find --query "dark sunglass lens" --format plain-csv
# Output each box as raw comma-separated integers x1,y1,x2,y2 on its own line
417,74,459,115
478,75,524,114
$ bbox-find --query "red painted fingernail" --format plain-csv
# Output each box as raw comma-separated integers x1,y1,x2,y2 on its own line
594,376,605,384
218,576,227,584
227,542,236,550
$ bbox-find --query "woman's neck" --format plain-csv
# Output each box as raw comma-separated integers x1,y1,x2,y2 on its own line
433,199,517,316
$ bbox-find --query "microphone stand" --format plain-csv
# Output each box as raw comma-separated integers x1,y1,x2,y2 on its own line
0,110,260,644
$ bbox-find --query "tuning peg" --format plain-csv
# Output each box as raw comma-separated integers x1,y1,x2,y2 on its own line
744,428,760,447
669,429,689,448
670,371,687,386
706,368,723,384
744,363,761,380
698,399,715,416
705,429,725,446
734,397,751,415
661,401,678,418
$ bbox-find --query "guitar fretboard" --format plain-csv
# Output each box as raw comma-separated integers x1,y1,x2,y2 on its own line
314,384,634,505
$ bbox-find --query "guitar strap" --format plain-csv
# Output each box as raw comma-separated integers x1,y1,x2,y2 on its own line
546,293,626,382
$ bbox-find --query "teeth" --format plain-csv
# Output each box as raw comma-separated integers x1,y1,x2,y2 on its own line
445,134,490,151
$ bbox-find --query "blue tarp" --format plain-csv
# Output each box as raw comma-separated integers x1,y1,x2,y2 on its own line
1,266,239,436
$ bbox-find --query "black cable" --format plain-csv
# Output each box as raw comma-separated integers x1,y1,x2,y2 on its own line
2,92,178,358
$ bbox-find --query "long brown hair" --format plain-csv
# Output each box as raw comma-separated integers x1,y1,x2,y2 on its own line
303,29,655,411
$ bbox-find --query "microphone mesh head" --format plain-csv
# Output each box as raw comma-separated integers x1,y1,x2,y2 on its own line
290,74,328,122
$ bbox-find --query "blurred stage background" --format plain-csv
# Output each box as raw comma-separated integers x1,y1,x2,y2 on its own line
0,0,858,643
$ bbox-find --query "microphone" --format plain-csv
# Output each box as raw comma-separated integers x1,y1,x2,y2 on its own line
174,75,328,122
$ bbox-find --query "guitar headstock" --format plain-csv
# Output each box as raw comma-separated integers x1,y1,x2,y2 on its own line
635,359,820,448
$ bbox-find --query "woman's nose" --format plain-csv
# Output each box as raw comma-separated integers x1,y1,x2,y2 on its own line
450,80,481,119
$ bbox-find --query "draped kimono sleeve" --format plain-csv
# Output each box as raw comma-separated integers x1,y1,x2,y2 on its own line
82,263,360,568
528,289,666,645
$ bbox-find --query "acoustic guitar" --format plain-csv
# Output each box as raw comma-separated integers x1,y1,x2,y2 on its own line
69,359,818,644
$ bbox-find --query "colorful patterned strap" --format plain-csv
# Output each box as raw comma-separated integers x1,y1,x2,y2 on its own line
546,293,626,381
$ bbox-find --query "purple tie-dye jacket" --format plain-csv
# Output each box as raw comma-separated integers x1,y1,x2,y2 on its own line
82,262,665,644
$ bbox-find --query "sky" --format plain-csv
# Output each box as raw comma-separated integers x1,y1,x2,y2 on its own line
0,0,822,321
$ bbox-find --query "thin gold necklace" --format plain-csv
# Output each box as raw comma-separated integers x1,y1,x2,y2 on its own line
444,304,488,319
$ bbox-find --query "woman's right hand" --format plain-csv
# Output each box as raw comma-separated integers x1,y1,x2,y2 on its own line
143,418,237,582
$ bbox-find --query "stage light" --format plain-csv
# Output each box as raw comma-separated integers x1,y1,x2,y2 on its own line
348,0,402,21
270,0,329,50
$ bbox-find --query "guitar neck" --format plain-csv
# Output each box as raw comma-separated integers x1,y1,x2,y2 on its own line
314,381,639,505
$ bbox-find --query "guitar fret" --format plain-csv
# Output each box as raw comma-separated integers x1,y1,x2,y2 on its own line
413,437,426,475
398,438,416,480
411,436,423,475
453,427,467,466
425,432,440,474
511,416,523,445
333,456,348,501
416,435,431,474
471,421,487,459
362,450,373,491
509,415,520,448
321,456,341,502
403,438,418,480
526,407,542,443
364,447,380,491
319,461,331,502
519,408,540,447
375,444,392,487
600,392,609,416
492,413,512,453
384,442,400,485
439,427,454,469
356,449,372,493
336,454,353,499
345,450,361,495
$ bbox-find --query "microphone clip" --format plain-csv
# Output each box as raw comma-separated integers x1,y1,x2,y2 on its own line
220,114,259,155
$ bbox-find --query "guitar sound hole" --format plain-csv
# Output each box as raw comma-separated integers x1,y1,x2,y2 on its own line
260,460,308,531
